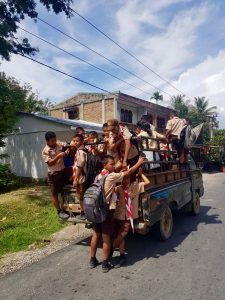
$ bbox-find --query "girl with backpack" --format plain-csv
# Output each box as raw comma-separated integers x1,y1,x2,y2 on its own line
89,155,144,273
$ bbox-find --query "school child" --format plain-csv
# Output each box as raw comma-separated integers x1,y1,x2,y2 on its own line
111,168,150,267
74,127,88,144
106,119,139,169
90,155,144,273
74,126,85,136
71,134,88,220
136,120,165,170
42,131,73,220
165,112,188,168
104,127,123,169
87,131,103,159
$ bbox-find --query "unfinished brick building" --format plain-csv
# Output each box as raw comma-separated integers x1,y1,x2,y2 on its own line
49,91,174,131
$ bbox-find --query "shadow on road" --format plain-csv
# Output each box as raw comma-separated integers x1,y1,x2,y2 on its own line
76,205,221,266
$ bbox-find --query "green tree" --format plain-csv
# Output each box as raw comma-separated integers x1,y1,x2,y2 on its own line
0,0,73,61
0,73,51,145
0,73,27,145
24,94,52,115
207,130,225,165
150,91,163,105
170,94,189,119
188,97,217,142
189,97,217,126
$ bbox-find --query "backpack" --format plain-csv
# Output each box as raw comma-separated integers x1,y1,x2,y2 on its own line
83,175,108,223
184,124,203,150
83,149,103,190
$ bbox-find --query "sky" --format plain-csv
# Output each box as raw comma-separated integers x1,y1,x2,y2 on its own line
1,0,225,128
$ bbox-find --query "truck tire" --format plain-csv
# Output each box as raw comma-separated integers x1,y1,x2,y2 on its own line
191,192,200,216
153,205,173,241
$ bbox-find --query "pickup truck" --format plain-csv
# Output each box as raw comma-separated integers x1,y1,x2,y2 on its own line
62,134,204,241
62,154,204,241
134,154,204,240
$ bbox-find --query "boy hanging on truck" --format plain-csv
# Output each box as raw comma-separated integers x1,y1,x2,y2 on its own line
71,134,88,220
111,168,150,268
42,131,73,220
89,155,145,273
106,119,139,169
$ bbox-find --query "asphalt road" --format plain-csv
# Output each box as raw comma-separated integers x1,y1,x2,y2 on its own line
1,173,225,300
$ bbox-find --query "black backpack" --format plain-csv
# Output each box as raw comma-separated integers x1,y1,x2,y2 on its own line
83,149,103,190
83,175,108,223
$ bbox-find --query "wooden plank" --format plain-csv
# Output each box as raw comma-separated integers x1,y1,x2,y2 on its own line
63,203,81,213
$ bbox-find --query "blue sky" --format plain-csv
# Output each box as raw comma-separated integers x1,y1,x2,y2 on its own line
1,0,225,128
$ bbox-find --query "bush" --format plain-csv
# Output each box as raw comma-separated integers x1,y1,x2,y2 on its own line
0,164,20,193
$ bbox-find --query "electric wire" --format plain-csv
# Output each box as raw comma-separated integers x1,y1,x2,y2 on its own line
19,26,156,97
72,9,187,96
37,17,172,97
19,54,159,106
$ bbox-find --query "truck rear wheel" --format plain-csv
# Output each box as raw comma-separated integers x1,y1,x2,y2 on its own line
153,206,173,241
191,192,200,216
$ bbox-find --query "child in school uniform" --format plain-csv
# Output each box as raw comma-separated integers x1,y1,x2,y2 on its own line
90,155,144,273
71,134,88,220
42,131,73,220
111,168,150,267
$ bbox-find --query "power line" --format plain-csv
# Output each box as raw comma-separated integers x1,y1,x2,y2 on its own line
20,54,111,93
37,17,172,97
19,54,152,105
19,26,156,98
72,9,189,96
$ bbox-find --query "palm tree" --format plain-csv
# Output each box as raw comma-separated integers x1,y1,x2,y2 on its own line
190,97,217,124
170,94,189,119
150,91,163,105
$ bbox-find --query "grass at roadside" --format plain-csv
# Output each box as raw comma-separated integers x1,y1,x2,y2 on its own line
0,187,65,257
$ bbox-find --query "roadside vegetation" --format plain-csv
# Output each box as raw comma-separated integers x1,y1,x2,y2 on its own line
0,186,65,257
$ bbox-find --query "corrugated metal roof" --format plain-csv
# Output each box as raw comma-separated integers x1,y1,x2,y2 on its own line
18,112,102,132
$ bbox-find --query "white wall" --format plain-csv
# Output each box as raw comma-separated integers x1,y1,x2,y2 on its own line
16,114,70,134
0,130,75,179
0,115,76,179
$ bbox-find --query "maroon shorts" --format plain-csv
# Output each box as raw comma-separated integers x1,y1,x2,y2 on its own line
47,167,73,196
93,210,115,235
114,219,131,238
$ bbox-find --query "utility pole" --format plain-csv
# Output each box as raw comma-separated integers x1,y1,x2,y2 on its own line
208,114,217,140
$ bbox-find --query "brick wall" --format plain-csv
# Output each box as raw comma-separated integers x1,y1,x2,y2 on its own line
50,108,64,118
83,100,102,124
105,99,114,121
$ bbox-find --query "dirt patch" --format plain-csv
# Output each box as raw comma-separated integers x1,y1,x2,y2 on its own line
0,224,91,277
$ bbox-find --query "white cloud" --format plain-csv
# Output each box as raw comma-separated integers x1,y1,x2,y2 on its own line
165,50,225,128
0,54,81,101
1,0,225,131
115,0,190,44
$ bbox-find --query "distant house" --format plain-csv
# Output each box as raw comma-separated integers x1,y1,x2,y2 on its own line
50,91,174,131
0,112,101,180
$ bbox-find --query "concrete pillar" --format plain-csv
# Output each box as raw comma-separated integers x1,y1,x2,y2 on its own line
102,98,105,124
80,102,84,120
153,114,157,127
113,97,117,119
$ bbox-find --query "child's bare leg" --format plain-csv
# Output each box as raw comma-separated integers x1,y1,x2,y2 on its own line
119,238,125,255
113,234,124,251
102,233,111,261
51,195,60,211
91,231,100,257
76,184,85,214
